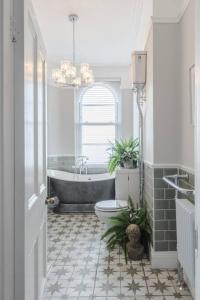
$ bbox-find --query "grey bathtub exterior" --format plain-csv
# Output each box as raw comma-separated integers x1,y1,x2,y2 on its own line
48,176,115,212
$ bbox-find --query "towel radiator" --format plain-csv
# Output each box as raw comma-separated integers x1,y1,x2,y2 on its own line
163,174,195,289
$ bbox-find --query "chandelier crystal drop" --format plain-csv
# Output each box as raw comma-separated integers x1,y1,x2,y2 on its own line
52,14,94,88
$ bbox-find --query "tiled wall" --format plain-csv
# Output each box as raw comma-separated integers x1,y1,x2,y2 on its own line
144,163,195,252
48,156,107,174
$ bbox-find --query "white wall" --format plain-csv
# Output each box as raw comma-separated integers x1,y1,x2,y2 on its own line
179,0,195,169
153,23,180,164
153,0,190,21
47,66,134,156
121,89,133,140
144,27,154,164
92,66,131,89
143,0,195,169
47,85,75,156
0,0,14,299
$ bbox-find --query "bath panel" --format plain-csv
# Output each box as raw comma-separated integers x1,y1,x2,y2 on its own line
47,170,115,212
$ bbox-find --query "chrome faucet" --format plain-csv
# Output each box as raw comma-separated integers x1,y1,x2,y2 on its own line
74,156,88,174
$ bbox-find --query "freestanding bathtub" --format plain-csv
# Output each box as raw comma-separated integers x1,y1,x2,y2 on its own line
47,169,115,213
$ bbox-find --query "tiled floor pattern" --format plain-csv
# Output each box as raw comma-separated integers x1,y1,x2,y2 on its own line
43,212,192,300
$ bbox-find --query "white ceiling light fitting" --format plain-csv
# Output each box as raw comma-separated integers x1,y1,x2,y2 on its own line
52,14,94,88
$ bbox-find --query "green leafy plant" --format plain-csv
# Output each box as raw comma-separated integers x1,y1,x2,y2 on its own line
107,138,139,174
101,197,151,263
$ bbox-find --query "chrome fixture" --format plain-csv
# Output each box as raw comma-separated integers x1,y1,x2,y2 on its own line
132,51,147,208
73,156,89,174
52,14,94,88
163,174,195,196
134,87,145,207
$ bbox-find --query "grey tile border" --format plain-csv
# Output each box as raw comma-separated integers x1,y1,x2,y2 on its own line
165,231,177,241
144,163,195,253
168,220,176,230
164,189,175,200
188,173,195,186
154,241,168,251
155,231,165,241
169,200,175,209
154,200,169,210
154,179,169,189
154,169,164,179
154,210,165,220
168,241,177,251
154,189,165,199
155,220,168,231
163,168,178,176
165,210,176,220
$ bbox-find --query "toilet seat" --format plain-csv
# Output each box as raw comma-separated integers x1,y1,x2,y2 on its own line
95,200,128,212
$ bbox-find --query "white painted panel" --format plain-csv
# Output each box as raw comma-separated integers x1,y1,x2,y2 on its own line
38,229,44,299
14,1,47,300
195,0,200,298
128,171,140,206
115,171,129,200
25,21,36,201
43,221,47,277
38,51,44,189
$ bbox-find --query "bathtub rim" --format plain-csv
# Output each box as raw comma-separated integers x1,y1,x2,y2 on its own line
47,169,115,182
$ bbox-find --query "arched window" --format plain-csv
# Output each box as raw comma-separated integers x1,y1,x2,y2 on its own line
77,82,120,165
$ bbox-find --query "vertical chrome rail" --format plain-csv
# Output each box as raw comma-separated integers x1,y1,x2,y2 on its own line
134,87,145,207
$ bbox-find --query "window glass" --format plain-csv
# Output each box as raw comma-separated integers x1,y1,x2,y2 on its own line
78,83,119,164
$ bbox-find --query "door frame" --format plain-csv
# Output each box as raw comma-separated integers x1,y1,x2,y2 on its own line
0,0,15,299
13,0,48,299
195,0,200,298
1,0,200,299
0,0,47,299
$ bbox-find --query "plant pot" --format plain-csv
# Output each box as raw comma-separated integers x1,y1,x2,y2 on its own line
123,160,133,169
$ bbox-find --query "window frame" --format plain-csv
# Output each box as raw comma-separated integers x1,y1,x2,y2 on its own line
75,81,121,166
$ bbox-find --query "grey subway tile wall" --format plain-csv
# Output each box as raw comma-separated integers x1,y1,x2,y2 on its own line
144,164,194,252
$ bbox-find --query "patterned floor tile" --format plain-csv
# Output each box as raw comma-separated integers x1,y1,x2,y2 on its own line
43,212,192,300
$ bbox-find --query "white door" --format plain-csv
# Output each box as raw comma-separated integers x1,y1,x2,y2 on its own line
195,0,200,299
14,2,47,299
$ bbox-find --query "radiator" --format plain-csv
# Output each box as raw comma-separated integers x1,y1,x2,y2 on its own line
176,198,195,288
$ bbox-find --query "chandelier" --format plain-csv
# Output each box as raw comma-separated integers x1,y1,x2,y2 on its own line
52,14,94,88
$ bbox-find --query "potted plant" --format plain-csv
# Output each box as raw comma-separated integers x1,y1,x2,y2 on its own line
107,138,139,174
101,197,151,263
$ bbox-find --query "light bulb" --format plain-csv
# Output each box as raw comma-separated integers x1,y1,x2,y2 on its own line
57,75,66,84
84,76,94,85
82,69,93,80
80,63,90,74
52,69,62,81
72,77,81,87
66,65,77,78
61,60,71,72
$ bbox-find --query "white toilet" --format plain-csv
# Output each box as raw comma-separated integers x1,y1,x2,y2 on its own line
95,200,128,225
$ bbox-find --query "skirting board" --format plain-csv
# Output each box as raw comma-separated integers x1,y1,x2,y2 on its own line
151,248,177,269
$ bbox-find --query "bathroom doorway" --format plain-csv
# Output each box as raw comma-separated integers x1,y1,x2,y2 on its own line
2,0,199,299
195,0,200,298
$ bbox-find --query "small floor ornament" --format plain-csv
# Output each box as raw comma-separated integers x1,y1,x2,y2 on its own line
126,224,144,260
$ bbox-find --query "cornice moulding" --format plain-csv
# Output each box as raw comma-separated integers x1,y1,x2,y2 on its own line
152,0,190,24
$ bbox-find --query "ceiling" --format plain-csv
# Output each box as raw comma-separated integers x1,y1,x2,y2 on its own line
32,0,152,66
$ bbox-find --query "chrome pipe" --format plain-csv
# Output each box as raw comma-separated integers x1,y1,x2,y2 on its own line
135,87,145,207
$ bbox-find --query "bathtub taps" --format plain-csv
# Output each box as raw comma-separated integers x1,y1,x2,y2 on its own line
74,156,89,174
